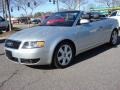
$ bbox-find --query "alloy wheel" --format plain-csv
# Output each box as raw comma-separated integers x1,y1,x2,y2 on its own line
57,44,73,66
112,31,118,45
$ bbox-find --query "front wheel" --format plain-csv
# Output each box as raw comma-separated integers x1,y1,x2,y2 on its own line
53,42,75,68
109,30,118,46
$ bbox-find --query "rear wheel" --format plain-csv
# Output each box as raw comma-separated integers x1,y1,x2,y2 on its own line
109,30,118,46
53,42,75,68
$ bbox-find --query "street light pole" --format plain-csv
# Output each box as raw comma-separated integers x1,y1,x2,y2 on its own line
2,0,5,18
2,0,7,19
2,0,4,18
56,0,59,12
6,0,12,31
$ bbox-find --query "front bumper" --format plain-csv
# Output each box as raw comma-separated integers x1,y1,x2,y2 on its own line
5,47,52,65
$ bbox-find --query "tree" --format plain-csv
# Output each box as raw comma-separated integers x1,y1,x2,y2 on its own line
34,12,42,17
112,0,120,7
28,0,45,17
88,3,96,11
95,0,120,8
60,0,87,10
11,0,45,17
0,0,7,18
11,0,29,16
95,0,112,8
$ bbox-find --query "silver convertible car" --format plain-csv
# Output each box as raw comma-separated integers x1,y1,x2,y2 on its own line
5,11,119,68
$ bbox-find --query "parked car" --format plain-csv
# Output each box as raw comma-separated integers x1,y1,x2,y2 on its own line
44,15,65,25
88,12,107,18
0,16,9,32
31,19,41,24
11,17,19,24
4,11,119,68
109,10,120,29
40,15,50,24
18,17,31,24
44,15,50,19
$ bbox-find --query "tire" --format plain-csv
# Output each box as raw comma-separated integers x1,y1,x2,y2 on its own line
52,42,75,68
109,30,118,46
6,25,9,32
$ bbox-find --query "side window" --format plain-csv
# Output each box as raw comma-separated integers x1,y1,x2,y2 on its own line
110,11,117,16
90,13,101,22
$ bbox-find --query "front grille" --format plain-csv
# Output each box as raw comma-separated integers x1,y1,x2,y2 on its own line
5,39,21,49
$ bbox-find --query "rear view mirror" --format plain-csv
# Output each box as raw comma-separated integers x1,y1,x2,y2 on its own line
80,19,90,24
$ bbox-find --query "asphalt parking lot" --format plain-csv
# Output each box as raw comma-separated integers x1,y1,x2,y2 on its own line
0,36,120,90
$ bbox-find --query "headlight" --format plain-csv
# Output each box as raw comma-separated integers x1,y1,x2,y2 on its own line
22,41,45,49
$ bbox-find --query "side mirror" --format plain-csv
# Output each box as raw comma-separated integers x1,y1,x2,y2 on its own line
80,19,90,24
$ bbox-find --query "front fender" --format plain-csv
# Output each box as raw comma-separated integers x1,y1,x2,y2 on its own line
47,37,76,64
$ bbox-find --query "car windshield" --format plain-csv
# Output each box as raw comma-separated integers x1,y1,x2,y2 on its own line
41,11,79,26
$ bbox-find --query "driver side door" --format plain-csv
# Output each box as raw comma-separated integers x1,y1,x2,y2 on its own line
76,23,99,51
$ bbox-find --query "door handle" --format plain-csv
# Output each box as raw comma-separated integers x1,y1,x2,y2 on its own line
90,29,97,32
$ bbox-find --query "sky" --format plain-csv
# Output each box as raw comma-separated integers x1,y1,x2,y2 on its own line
0,0,100,17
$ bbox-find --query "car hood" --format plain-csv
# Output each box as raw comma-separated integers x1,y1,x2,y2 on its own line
9,26,71,41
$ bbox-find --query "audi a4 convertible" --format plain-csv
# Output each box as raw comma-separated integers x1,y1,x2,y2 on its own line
4,11,119,68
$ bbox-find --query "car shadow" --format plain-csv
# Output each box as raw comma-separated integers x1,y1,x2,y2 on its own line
28,36,120,70
71,44,119,67
71,36,120,65
27,65,55,70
